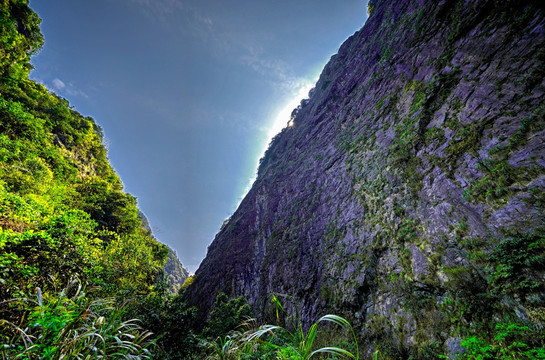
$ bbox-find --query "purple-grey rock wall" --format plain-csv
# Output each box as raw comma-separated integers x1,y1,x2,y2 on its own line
186,0,545,355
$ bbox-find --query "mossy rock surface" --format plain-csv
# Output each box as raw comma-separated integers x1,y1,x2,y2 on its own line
186,0,545,356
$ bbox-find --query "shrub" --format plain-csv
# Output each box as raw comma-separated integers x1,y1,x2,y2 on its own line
487,230,545,298
0,281,156,359
204,293,254,339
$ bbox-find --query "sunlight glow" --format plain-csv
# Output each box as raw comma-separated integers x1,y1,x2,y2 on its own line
266,81,315,143
234,78,317,207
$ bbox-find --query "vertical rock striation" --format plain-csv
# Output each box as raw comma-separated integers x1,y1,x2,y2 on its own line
187,0,545,355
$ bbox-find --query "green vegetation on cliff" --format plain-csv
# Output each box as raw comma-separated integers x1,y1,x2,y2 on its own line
0,1,173,357
164,247,189,294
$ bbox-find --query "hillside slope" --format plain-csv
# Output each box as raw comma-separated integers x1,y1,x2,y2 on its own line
165,247,189,294
0,1,167,300
138,210,189,294
187,0,545,356
0,2,173,357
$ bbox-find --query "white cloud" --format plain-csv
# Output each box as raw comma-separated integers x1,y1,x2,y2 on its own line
193,12,213,26
130,0,293,95
52,78,65,90
235,36,315,95
49,78,88,98
66,87,89,99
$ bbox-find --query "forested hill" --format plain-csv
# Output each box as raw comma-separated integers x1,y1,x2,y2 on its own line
0,1,179,358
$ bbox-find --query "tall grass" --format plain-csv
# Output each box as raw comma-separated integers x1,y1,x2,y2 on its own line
0,279,156,359
246,314,359,359
200,295,360,359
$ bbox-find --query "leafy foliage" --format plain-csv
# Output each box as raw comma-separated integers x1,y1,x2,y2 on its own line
487,230,545,297
460,321,545,360
204,293,254,339
2,1,544,359
181,274,196,292
443,229,545,358
0,0,170,357
164,247,189,294
0,0,43,79
198,296,359,360
135,293,201,359
1,281,156,359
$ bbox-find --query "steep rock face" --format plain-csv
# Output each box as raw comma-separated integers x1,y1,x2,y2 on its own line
187,0,545,355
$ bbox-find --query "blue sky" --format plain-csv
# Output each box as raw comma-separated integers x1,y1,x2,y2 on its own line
29,0,368,272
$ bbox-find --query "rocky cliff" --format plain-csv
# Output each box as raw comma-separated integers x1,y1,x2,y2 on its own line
187,0,545,356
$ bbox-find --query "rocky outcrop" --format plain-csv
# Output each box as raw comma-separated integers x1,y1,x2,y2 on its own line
187,0,545,355
164,247,189,294
138,211,189,294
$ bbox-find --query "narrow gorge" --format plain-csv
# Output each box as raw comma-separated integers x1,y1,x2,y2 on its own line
2,0,544,358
